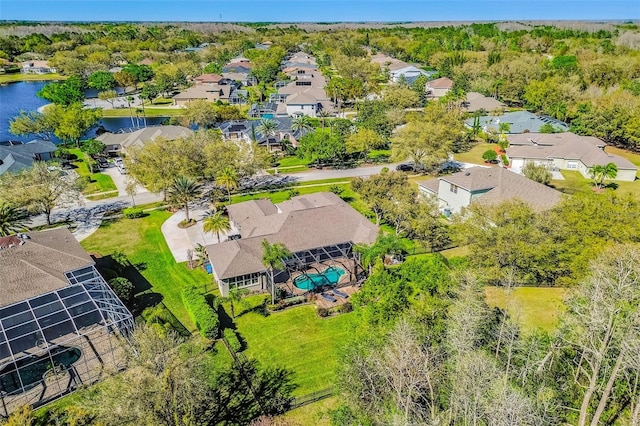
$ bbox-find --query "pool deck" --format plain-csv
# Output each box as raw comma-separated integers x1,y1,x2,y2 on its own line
314,284,358,309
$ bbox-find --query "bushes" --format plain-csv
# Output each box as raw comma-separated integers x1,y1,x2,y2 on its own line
501,154,509,166
224,328,242,352
182,287,220,339
123,207,144,219
482,150,497,162
108,277,134,303
317,307,329,318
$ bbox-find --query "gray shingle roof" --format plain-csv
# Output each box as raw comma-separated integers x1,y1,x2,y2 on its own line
0,140,57,175
96,125,192,151
0,228,94,307
207,192,379,279
462,92,505,112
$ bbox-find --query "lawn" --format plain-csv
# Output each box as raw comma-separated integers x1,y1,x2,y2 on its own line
0,73,67,83
229,297,357,396
101,107,184,117
68,148,117,196
453,142,495,165
80,210,212,331
484,286,568,333
552,170,640,197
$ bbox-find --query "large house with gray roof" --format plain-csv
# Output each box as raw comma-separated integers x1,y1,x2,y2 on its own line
506,132,638,181
96,125,193,155
0,228,133,416
207,192,379,297
418,166,563,214
0,140,57,176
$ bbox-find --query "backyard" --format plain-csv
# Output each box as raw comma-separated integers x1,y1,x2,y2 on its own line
552,170,640,197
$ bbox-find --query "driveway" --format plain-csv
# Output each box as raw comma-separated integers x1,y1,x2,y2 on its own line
101,166,148,197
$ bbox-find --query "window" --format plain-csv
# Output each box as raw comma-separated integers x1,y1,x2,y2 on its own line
450,184,458,194
567,161,578,169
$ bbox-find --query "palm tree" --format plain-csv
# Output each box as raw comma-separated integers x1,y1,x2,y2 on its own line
225,288,249,319
0,202,29,237
126,95,136,128
261,239,292,303
202,210,231,243
589,162,618,190
257,118,278,149
216,166,239,205
167,176,202,223
291,115,313,136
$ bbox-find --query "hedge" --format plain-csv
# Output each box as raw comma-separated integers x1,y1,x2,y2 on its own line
182,287,219,339
123,207,144,219
223,328,242,353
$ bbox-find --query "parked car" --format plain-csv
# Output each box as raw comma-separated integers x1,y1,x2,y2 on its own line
396,162,424,172
484,159,500,164
97,158,109,168
438,160,463,174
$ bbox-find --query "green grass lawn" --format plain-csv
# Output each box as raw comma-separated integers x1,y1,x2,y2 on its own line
229,297,356,396
68,149,117,195
284,396,336,425
80,210,212,331
276,156,312,168
552,170,640,197
453,142,496,165
0,73,67,83
101,107,184,117
484,286,568,333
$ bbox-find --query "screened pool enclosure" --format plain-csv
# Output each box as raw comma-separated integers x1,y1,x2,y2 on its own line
0,265,134,417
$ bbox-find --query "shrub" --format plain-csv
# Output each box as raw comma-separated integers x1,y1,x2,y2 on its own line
501,154,509,166
317,307,329,318
381,167,389,173
182,287,220,339
329,185,344,195
339,302,353,313
522,162,552,185
482,150,498,161
123,207,144,219
223,328,242,353
108,277,134,303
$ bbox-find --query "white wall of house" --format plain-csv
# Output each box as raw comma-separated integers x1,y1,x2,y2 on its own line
510,156,637,182
437,179,472,213
286,103,317,117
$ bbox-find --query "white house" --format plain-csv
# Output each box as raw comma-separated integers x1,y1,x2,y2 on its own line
418,166,563,214
506,132,638,182
285,92,320,117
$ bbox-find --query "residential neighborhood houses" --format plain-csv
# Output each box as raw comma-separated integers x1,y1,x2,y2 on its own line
0,140,57,176
96,125,193,155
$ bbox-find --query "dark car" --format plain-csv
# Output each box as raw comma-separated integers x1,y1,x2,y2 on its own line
438,161,463,174
484,159,500,164
396,163,416,172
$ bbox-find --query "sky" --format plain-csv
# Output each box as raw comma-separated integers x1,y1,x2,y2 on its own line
1,0,639,22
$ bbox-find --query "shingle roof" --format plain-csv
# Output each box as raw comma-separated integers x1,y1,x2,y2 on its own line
427,77,454,89
427,166,562,212
506,132,637,170
468,111,569,134
0,140,57,175
207,193,379,279
96,125,192,151
462,92,505,112
0,228,94,307
286,92,319,105
195,73,223,83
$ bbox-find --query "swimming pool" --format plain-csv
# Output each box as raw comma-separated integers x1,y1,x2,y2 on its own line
293,266,345,290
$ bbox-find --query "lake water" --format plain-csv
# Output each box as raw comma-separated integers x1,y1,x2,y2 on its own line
0,81,169,143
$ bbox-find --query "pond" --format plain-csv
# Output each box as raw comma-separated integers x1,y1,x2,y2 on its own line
0,81,170,143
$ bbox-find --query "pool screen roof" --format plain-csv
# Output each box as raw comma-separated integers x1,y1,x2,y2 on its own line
0,265,133,366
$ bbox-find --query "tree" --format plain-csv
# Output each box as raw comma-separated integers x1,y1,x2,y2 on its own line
181,99,218,128
522,162,552,185
216,166,239,205
49,103,102,146
81,139,106,157
203,210,231,243
482,149,498,162
297,129,346,165
98,89,119,108
291,115,314,136
539,123,558,134
114,71,137,93
382,84,420,109
346,128,386,159
557,246,640,426
37,76,85,107
125,95,136,128
122,63,154,83
588,162,618,190
126,179,138,207
0,162,83,225
257,118,278,141
167,176,202,223
226,287,249,319
0,202,29,236
351,172,411,226
108,277,134,304
261,240,292,303
9,110,56,141
88,70,116,91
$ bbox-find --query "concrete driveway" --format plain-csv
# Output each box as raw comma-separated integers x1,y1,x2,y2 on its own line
102,166,149,197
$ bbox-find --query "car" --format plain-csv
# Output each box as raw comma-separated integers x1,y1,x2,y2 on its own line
396,163,415,172
97,158,109,168
114,157,123,165
438,161,463,174
484,159,500,164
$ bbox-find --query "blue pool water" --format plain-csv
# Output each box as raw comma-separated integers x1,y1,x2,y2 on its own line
293,266,345,290
0,346,82,394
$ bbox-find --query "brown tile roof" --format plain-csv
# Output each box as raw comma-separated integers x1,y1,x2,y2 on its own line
427,77,454,89
0,228,94,307
195,73,223,84
463,92,505,112
441,167,563,212
207,193,379,279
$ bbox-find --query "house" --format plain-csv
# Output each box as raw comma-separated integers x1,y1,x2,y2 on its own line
96,125,193,155
389,65,432,83
506,132,638,181
172,84,233,106
461,92,505,113
466,111,569,134
285,92,321,117
248,102,278,118
0,140,57,176
418,166,563,214
217,118,304,151
138,58,154,66
0,228,133,416
21,60,56,74
425,77,453,99
206,192,379,296
194,73,223,85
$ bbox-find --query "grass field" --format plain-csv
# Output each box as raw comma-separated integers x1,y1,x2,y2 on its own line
552,170,640,197
68,149,118,196
484,286,568,333
0,73,67,83
228,296,356,396
81,210,211,331
101,107,184,117
453,142,495,165
284,396,336,425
